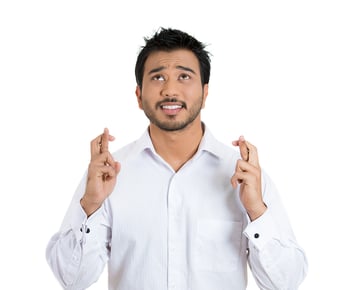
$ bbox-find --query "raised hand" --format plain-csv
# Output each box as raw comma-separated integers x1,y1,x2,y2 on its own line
80,128,121,216
231,136,266,221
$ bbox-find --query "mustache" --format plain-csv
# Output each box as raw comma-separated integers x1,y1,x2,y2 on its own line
156,98,187,109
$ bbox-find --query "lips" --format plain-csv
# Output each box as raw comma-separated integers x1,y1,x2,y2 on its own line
160,104,183,115
161,104,183,110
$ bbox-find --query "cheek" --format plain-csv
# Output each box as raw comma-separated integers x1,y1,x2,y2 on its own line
138,86,158,107
186,85,205,102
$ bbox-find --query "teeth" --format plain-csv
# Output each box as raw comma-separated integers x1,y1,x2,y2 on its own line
162,105,182,109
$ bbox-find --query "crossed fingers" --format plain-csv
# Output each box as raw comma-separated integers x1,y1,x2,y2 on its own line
90,128,117,181
232,135,259,167
231,135,260,187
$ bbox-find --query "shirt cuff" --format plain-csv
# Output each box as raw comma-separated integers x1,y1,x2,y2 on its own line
243,208,280,251
66,201,89,243
72,201,108,244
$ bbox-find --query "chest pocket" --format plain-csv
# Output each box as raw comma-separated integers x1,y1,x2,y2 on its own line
195,219,243,272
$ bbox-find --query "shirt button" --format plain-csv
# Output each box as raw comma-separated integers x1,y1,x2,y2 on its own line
254,233,260,238
80,226,90,233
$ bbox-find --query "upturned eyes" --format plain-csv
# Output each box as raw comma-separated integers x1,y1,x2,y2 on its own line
151,74,165,81
151,74,190,81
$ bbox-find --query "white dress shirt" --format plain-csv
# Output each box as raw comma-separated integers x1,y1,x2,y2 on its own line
46,126,307,290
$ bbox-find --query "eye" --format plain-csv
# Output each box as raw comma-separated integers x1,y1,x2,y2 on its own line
151,74,165,81
179,73,190,80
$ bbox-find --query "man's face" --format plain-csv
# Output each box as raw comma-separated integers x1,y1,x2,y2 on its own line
135,49,208,132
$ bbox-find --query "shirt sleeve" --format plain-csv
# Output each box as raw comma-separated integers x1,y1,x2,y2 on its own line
46,174,111,290
243,172,308,290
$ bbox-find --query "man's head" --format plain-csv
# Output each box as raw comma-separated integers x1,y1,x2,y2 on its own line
135,28,211,132
135,28,211,89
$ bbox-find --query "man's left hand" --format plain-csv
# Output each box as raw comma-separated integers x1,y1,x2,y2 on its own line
231,136,267,221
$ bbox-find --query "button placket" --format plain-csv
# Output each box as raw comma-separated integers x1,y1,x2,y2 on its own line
167,174,185,289
79,224,90,244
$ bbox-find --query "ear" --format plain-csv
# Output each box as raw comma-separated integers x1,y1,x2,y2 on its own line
135,86,143,110
201,84,209,109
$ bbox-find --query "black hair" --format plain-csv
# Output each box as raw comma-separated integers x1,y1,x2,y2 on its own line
135,27,211,88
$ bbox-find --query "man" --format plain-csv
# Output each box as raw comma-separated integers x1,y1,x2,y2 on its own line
46,28,307,290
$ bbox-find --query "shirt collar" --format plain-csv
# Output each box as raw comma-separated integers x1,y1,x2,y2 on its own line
133,123,226,160
132,128,154,155
197,124,227,160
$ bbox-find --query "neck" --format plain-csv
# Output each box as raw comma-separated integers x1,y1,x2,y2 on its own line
149,119,204,172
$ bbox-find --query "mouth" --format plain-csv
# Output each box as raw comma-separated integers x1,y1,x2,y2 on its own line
160,104,183,115
159,101,186,116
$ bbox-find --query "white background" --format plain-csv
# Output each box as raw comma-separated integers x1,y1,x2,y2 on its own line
1,0,349,289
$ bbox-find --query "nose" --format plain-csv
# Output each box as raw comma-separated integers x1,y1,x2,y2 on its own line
161,78,179,98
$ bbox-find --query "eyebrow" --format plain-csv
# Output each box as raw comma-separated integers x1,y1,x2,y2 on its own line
148,65,196,75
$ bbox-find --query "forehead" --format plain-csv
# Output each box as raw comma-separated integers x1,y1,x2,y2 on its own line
144,49,200,71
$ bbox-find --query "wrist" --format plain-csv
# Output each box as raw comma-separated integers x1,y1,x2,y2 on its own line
80,196,102,217
247,203,267,221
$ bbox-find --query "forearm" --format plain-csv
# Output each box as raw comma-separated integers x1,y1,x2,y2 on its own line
245,209,308,289
248,238,307,289
46,201,111,289
46,230,84,289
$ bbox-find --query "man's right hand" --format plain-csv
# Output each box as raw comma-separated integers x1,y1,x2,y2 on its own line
80,128,121,216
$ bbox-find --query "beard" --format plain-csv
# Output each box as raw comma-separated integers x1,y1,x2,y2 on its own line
141,95,204,132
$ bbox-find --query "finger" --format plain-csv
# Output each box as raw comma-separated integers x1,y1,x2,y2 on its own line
100,128,110,154
91,134,102,157
231,172,245,188
231,159,260,185
101,163,119,177
101,160,121,182
91,163,118,182
231,166,250,188
243,140,259,167
90,128,115,157
231,168,258,189
232,135,249,161
92,151,117,167
239,136,250,162
232,136,259,167
237,158,260,176
113,161,121,177
90,154,120,180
